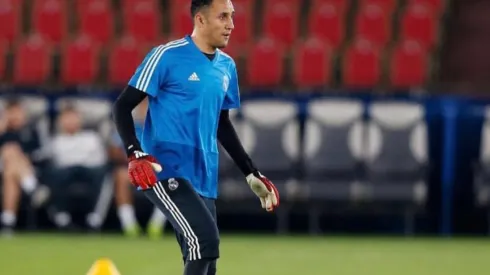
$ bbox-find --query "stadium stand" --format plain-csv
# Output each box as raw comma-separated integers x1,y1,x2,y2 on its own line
78,0,115,44
0,0,449,90
0,0,22,44
13,34,53,85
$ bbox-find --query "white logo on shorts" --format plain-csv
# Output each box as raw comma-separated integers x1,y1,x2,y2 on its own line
168,178,179,191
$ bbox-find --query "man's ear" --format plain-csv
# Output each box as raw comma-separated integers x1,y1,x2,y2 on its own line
195,13,205,28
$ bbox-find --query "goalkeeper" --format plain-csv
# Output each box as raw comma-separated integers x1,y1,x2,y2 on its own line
112,0,279,274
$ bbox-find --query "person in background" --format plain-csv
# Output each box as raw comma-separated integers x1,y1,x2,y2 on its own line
46,104,107,231
108,99,167,238
0,98,49,236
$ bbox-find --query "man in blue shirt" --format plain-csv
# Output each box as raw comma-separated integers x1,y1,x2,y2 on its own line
112,0,279,274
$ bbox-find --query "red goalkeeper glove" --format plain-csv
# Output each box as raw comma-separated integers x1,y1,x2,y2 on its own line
128,151,162,190
246,171,280,212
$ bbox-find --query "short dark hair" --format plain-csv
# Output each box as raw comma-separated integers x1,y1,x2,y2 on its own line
191,0,214,18
5,97,21,109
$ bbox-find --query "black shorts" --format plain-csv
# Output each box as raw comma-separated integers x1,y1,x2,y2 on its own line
143,178,219,261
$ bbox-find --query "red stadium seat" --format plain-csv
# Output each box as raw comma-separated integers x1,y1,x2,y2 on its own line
408,0,445,14
358,0,397,14
390,39,428,88
32,0,68,43
79,0,114,44
401,3,438,50
0,42,6,80
123,1,161,43
354,2,391,47
262,0,299,48
13,34,52,84
311,0,349,14
246,37,285,87
108,36,144,85
169,0,193,39
308,1,345,49
293,36,332,88
76,0,110,14
230,0,254,44
342,39,381,88
61,35,100,85
0,0,22,44
121,0,158,11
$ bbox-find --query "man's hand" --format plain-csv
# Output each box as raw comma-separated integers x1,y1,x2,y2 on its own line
246,172,280,212
128,151,162,190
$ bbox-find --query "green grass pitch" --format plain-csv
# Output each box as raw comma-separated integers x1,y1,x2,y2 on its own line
1,233,489,275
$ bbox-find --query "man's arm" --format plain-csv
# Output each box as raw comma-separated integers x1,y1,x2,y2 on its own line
217,110,257,175
112,85,147,156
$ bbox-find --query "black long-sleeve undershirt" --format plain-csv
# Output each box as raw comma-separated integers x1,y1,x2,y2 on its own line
112,85,257,176
217,110,257,176
112,85,147,156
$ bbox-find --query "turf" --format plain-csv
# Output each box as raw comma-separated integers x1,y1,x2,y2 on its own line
1,234,489,275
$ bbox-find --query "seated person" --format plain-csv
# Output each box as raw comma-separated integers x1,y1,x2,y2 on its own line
0,98,49,235
109,99,167,238
45,104,107,230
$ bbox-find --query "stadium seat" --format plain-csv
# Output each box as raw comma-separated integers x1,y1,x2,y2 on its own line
262,0,299,48
390,39,428,88
292,36,332,88
408,0,445,14
0,42,6,80
302,98,365,233
0,0,22,43
32,0,68,43
60,35,100,85
76,0,110,13
474,106,490,234
54,97,113,141
169,0,193,39
246,37,285,87
230,0,254,44
365,101,428,234
311,0,349,14
400,3,438,50
121,0,158,11
308,0,345,49
342,39,381,88
354,2,392,47
358,0,397,14
78,0,114,44
108,36,144,86
123,0,161,43
13,34,52,84
236,100,300,196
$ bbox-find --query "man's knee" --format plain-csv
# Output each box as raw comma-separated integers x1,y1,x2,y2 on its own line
1,143,23,162
198,233,220,260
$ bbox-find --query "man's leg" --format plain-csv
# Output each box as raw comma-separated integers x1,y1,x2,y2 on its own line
0,143,47,233
143,178,219,275
113,166,140,237
48,166,77,228
200,198,218,275
78,166,108,229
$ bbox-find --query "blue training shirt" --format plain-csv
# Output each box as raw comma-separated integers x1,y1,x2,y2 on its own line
128,35,240,199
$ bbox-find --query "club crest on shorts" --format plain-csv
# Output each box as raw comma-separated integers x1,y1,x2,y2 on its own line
223,75,229,93
168,178,179,191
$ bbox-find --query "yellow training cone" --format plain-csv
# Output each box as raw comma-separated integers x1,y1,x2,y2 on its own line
86,258,121,275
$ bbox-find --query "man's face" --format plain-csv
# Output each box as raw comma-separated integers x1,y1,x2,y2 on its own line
6,105,27,130
201,0,235,49
60,110,81,134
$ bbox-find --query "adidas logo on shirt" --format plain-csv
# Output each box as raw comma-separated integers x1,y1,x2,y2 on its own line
188,72,200,81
